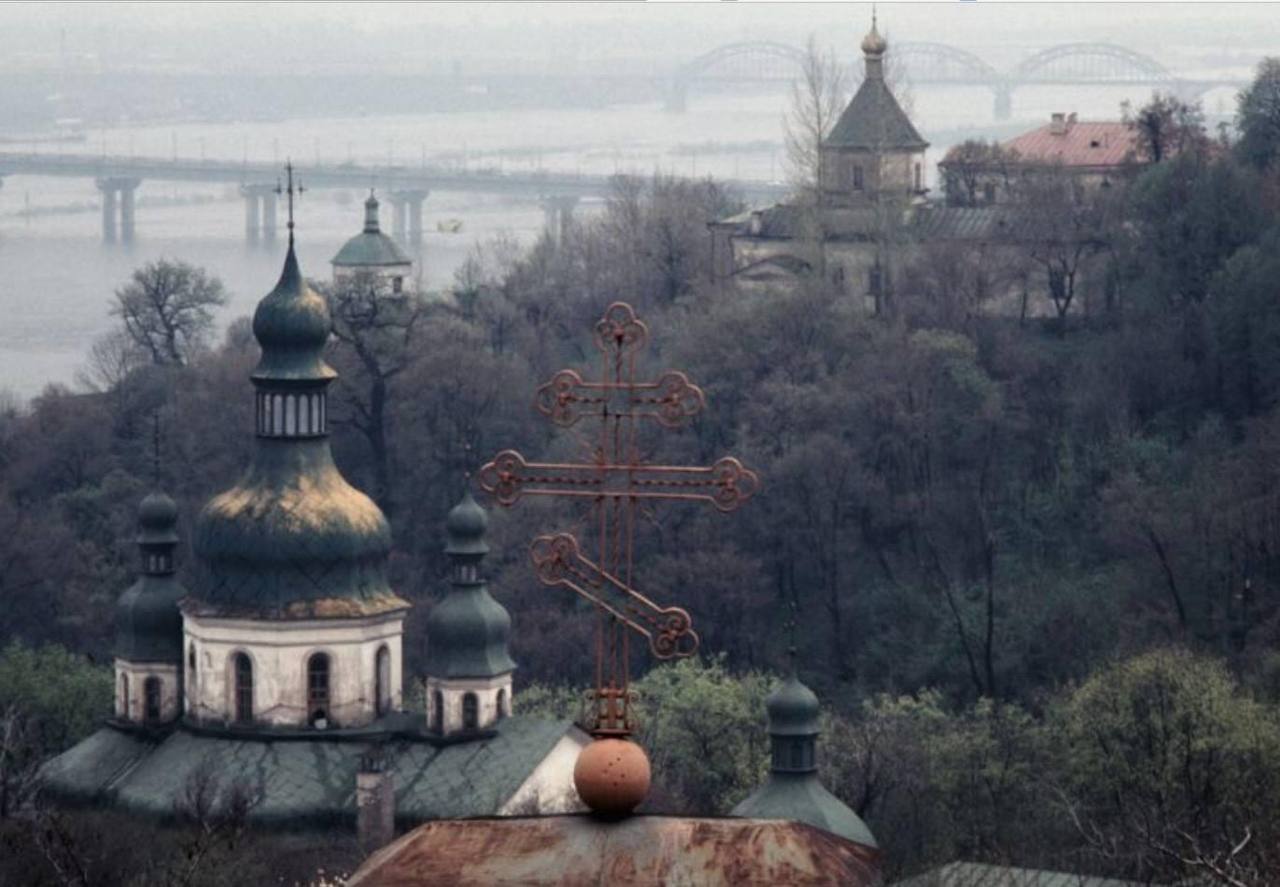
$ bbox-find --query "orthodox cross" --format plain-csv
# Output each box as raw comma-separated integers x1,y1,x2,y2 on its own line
275,160,305,246
479,302,758,736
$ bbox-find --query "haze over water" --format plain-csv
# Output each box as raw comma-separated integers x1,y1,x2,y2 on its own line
0,2,1271,401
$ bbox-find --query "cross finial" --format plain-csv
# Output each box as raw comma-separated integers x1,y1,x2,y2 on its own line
275,159,305,247
151,410,161,487
785,598,799,676
872,2,877,30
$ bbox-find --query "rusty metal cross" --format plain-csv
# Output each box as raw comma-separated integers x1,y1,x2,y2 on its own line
479,302,758,736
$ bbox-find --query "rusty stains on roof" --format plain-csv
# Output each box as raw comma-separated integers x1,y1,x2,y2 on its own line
347,814,881,887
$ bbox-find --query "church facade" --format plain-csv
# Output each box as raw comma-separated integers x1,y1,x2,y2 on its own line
42,224,586,828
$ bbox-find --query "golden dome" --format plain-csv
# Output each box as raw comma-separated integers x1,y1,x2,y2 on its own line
861,17,887,56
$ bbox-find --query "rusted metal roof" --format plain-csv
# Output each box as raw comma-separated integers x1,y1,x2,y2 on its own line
347,814,882,886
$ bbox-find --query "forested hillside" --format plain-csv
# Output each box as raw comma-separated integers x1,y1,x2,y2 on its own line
3,63,1280,884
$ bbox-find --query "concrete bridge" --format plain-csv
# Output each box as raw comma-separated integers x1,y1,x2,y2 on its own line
0,152,789,245
668,40,1247,119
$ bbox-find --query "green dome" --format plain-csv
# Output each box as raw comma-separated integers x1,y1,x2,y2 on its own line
732,773,878,849
251,245,336,383
425,491,515,679
192,440,407,619
767,675,821,737
445,490,489,556
116,492,184,662
114,575,185,662
138,491,179,545
331,195,412,269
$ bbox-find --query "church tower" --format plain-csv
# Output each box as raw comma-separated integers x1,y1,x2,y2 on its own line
183,188,410,730
114,489,186,725
732,663,877,848
331,191,413,292
424,489,516,736
820,14,929,206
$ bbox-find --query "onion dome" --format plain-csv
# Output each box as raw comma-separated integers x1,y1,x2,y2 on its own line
115,491,185,662
251,244,336,383
766,675,821,738
190,243,408,620
331,192,412,270
861,17,887,57
424,490,516,679
731,671,877,849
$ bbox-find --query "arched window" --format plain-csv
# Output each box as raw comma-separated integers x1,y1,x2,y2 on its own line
432,690,444,734
375,646,391,716
234,653,253,724
307,653,330,726
120,673,130,720
462,692,479,730
852,164,864,191
496,688,507,721
144,676,162,723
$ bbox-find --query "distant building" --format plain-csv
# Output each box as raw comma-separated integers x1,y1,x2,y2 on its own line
41,232,586,828
332,192,414,292
938,113,1144,207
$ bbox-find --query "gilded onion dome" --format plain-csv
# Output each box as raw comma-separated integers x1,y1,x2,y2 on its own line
115,491,185,662
860,16,887,57
190,243,407,620
424,490,516,678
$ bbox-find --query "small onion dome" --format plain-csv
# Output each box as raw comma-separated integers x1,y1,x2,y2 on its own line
424,491,515,679
861,20,887,56
445,489,489,557
115,494,185,663
137,491,179,545
767,674,821,736
331,194,412,270
251,244,336,383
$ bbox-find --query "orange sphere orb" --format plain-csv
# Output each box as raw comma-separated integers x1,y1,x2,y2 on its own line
573,737,651,816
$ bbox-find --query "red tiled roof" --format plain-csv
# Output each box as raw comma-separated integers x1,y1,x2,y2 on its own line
1002,121,1139,168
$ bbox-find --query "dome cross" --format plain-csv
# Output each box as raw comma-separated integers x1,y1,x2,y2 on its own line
275,160,306,247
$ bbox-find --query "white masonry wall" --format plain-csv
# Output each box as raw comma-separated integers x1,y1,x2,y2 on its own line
115,661,181,723
499,728,591,815
424,673,513,735
183,612,405,729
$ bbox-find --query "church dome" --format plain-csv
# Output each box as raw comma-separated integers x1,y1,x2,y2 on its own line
331,193,412,270
251,246,336,383
861,19,887,56
137,491,179,544
766,674,821,736
425,490,515,679
115,492,185,662
190,244,407,620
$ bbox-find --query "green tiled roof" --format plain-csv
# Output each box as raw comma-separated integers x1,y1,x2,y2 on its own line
40,717,575,827
825,75,928,152
332,234,412,269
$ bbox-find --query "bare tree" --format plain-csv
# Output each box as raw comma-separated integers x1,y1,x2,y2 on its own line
110,260,228,366
783,36,848,202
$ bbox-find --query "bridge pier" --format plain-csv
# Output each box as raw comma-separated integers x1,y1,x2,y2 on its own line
240,184,277,246
96,177,141,243
540,195,579,249
389,189,428,247
993,82,1013,121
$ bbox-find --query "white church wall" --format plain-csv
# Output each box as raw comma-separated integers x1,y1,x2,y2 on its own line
115,661,180,723
498,728,591,815
184,612,404,729
424,673,513,735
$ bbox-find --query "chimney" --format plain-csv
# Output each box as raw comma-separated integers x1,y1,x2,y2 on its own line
1068,112,1078,128
357,749,396,855
1050,113,1067,136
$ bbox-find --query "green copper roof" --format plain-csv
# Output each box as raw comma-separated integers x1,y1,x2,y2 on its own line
115,491,185,662
252,245,336,383
192,438,406,619
732,772,878,849
425,491,515,678
331,196,412,269
767,674,820,736
115,575,185,662
39,717,577,827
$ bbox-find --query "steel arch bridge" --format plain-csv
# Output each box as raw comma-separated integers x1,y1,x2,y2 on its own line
668,39,1231,119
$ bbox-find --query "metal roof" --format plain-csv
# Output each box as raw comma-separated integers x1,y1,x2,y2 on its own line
39,717,579,827
347,815,882,886
892,862,1167,887
825,75,928,152
331,231,413,269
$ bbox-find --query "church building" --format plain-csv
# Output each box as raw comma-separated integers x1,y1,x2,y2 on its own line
331,191,415,293
41,220,586,827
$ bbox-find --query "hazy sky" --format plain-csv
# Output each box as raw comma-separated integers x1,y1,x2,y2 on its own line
2,3,1277,75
